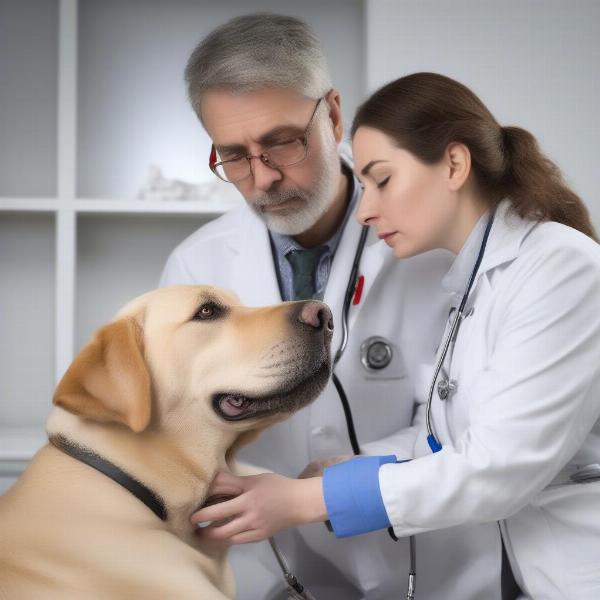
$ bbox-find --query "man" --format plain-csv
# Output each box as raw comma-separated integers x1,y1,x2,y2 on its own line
161,14,503,600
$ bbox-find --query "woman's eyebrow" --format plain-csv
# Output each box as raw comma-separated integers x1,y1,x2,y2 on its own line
361,160,389,176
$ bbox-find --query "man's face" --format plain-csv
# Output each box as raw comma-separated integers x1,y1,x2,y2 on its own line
201,88,341,235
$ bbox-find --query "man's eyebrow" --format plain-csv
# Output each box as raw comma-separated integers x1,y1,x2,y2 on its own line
216,143,246,157
216,125,304,157
361,160,389,176
257,125,304,147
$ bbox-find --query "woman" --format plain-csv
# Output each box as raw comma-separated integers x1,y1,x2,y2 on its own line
192,73,600,599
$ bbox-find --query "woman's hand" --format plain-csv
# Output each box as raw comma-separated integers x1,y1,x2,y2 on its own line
191,471,328,544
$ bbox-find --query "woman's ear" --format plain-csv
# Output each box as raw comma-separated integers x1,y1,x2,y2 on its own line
445,142,472,191
53,318,151,433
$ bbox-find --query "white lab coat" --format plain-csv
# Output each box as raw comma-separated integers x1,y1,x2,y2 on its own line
160,189,504,599
379,200,600,599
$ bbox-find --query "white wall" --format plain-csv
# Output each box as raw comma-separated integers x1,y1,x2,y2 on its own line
365,0,600,229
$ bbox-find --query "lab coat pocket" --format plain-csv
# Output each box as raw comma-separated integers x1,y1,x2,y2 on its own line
346,366,413,443
533,482,600,596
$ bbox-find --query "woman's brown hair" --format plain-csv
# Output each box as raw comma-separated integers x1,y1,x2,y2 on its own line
352,72,597,241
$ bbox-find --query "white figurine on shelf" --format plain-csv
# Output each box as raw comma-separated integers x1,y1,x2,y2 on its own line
137,165,219,201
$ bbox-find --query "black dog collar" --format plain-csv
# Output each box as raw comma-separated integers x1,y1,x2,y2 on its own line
50,434,167,522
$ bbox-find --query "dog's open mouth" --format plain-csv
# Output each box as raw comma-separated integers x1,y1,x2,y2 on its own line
216,394,255,418
212,360,330,422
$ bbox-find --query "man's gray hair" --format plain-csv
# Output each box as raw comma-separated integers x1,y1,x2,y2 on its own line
185,14,332,117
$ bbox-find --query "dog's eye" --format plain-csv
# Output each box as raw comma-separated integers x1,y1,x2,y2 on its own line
193,302,220,321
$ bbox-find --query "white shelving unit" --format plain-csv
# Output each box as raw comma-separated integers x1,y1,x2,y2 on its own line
0,0,238,477
0,0,365,487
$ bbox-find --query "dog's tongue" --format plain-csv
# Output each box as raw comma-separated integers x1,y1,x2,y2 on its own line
219,394,251,417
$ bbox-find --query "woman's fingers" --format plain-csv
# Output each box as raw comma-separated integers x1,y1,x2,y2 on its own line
210,471,246,494
197,515,252,540
191,494,244,525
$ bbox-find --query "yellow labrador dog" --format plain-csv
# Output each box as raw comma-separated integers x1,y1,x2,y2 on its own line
0,285,332,599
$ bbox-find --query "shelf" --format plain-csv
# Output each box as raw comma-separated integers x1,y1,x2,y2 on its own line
73,197,241,215
0,197,242,215
0,198,58,212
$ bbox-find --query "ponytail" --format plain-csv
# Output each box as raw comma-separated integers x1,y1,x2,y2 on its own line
501,126,597,241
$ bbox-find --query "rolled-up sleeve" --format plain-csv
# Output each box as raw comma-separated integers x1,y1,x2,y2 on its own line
323,455,397,537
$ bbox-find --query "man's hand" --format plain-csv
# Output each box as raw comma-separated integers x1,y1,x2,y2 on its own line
298,455,353,479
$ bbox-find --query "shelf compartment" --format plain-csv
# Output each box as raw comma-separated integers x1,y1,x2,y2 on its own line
0,0,59,197
0,213,56,433
75,212,212,351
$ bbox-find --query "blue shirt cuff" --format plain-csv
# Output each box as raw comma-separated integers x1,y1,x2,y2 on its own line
322,455,396,538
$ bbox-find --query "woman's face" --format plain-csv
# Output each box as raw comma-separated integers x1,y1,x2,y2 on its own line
353,126,459,257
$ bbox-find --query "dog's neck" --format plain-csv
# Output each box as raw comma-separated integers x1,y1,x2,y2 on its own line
46,407,237,543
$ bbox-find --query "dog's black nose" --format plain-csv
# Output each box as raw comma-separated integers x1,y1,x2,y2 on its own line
298,301,334,332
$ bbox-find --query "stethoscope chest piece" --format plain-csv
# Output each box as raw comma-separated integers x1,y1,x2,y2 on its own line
360,336,393,371
437,378,457,400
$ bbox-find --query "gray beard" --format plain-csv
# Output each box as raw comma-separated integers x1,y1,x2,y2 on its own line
249,126,340,236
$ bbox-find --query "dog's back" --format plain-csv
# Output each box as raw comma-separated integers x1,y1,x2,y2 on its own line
0,445,233,599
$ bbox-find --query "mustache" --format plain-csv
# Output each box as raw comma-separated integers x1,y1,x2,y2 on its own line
252,187,309,208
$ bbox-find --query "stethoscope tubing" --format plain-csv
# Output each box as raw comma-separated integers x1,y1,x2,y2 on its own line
426,213,495,453
332,224,370,456
334,224,370,366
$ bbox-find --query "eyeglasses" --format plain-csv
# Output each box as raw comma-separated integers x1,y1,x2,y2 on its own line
209,97,324,183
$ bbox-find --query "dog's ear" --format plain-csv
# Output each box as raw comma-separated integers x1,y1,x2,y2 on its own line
53,318,151,432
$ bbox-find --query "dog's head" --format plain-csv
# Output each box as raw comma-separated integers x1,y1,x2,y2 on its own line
52,285,332,440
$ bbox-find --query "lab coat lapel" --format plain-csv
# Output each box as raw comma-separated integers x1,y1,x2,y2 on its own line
229,207,282,306
467,200,538,298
